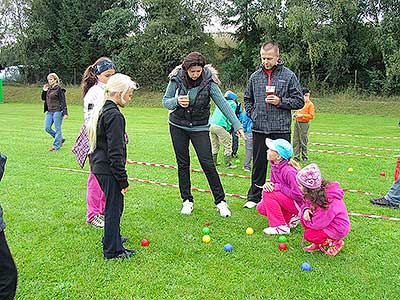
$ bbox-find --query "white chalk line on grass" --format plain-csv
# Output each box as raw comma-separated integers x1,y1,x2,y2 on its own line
309,142,400,152
49,166,247,199
126,160,251,179
239,143,398,158
126,160,374,196
49,166,400,221
310,132,400,140
308,149,391,159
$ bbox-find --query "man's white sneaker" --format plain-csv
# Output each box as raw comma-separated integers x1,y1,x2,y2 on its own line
216,201,232,217
243,201,257,209
181,200,193,215
289,214,300,228
263,225,290,235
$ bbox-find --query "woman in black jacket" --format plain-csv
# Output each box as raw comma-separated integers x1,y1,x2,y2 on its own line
162,52,244,217
87,73,137,259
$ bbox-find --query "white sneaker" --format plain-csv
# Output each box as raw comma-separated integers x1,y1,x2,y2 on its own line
289,214,300,228
216,201,232,217
89,214,104,228
263,225,290,235
243,201,257,209
181,200,193,215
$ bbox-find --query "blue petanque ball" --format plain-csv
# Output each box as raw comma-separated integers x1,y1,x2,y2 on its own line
224,244,233,252
301,262,312,271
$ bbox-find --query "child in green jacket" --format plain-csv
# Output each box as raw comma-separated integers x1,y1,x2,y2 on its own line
209,91,238,168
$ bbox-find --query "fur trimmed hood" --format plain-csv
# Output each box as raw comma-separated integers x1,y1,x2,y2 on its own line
168,64,221,85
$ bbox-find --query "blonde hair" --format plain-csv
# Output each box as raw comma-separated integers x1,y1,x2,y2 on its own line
288,158,301,171
47,73,60,87
87,73,137,153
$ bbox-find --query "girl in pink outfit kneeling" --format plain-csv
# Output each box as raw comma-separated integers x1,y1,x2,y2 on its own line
257,138,304,235
296,163,350,256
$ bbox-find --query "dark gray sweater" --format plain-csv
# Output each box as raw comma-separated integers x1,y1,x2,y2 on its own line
244,62,304,134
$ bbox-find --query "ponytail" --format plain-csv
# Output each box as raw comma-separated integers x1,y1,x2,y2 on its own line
86,94,106,154
81,65,97,96
81,57,114,97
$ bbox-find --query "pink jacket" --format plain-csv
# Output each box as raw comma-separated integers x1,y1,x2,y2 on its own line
270,160,304,207
299,182,350,240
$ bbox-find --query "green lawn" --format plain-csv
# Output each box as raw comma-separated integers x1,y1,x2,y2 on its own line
0,101,399,300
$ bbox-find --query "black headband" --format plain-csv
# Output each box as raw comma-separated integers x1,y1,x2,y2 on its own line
93,60,115,75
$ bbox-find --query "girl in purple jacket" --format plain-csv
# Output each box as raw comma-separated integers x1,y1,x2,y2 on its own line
257,138,303,235
296,163,350,256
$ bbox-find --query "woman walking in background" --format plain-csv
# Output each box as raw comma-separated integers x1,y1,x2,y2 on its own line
42,72,68,152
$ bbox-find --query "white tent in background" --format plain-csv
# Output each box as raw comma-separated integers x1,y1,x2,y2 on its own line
0,66,22,81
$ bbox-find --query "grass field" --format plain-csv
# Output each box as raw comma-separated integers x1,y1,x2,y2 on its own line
3,83,400,117
0,95,400,299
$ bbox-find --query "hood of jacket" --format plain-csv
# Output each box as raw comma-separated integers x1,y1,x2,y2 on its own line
168,64,221,85
325,182,345,203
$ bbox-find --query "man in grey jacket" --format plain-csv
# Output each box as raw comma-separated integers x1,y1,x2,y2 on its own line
0,153,18,300
243,42,304,208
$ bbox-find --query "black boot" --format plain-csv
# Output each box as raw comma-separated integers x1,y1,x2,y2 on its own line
224,155,237,169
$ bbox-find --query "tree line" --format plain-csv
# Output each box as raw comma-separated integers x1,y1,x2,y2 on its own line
1,0,399,95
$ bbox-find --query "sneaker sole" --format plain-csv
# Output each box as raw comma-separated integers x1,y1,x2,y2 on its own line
303,247,321,252
243,202,257,209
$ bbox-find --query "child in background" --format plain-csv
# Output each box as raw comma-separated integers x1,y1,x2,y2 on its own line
209,90,238,168
293,88,314,163
81,57,116,228
230,96,242,159
297,163,350,256
239,111,253,171
256,138,303,235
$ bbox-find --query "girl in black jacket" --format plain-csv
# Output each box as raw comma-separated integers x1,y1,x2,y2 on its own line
87,73,137,259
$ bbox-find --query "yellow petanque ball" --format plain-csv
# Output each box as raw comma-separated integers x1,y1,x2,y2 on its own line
348,167,353,172
246,227,254,235
202,235,211,243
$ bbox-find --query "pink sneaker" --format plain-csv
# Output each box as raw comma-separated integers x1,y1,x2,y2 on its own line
303,243,321,252
289,214,300,228
322,239,344,256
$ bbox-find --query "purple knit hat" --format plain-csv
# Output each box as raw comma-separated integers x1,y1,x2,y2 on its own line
296,163,322,189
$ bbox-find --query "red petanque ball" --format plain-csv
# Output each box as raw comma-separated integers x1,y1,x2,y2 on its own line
141,239,150,247
278,242,288,250
380,172,386,177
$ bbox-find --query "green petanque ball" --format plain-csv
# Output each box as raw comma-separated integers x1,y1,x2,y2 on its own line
202,227,211,235
278,236,287,243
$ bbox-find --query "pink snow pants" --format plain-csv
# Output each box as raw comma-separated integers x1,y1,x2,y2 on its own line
256,190,299,227
86,172,106,223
